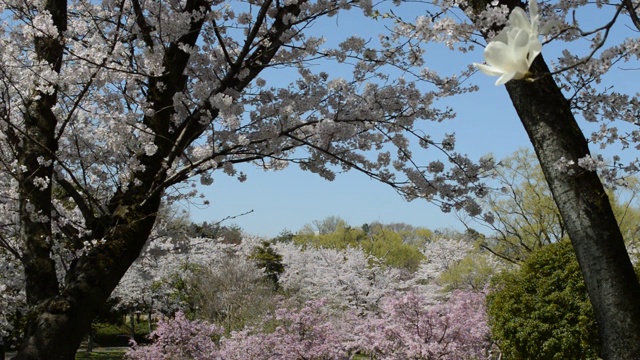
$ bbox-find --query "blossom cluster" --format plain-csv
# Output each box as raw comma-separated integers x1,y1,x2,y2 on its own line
126,290,490,360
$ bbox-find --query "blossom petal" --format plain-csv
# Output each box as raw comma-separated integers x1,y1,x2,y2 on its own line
526,39,542,66
474,63,504,76
492,28,510,44
475,0,543,85
484,41,522,73
496,72,517,85
529,0,539,23
539,20,559,36
509,8,532,33
509,28,533,62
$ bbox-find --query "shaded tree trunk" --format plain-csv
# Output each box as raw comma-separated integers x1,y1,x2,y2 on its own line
12,191,162,360
129,310,136,341
504,54,640,359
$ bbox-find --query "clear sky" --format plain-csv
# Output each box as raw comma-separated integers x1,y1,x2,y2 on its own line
187,3,631,237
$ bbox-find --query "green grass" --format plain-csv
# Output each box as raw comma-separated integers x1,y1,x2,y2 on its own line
4,347,127,360
75,348,127,360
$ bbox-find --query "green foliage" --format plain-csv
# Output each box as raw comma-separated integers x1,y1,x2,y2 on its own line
487,240,600,360
160,263,205,318
249,241,285,290
438,253,499,291
177,259,278,332
293,217,426,272
476,148,640,264
92,321,150,347
271,229,295,243
475,148,565,263
608,177,640,262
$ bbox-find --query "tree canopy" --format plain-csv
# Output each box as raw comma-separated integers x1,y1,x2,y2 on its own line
488,240,600,360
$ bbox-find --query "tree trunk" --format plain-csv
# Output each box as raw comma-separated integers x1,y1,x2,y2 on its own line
87,329,93,353
505,54,640,359
12,194,161,360
129,310,136,341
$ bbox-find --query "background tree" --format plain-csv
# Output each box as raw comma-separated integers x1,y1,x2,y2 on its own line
249,241,286,290
294,217,427,272
487,240,600,360
355,290,491,360
275,241,399,310
468,148,565,263
126,274,491,360
0,248,26,350
464,148,640,264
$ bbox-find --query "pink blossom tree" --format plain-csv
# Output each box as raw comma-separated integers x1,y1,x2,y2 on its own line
355,290,491,360
126,299,356,360
127,291,490,360
125,311,223,360
219,299,355,360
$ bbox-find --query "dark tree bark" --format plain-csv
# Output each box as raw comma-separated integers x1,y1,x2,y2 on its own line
13,196,160,360
504,55,640,359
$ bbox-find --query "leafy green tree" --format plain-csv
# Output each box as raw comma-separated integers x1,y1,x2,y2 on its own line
249,241,285,290
438,253,501,291
293,217,426,272
466,149,565,263
167,258,277,332
487,240,600,360
470,148,640,264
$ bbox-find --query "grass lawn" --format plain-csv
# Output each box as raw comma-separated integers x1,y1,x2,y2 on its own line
4,347,127,360
74,348,127,360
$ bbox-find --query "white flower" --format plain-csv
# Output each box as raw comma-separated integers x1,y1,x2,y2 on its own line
144,143,158,156
474,0,543,85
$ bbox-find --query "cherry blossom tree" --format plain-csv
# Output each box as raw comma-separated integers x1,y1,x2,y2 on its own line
126,292,490,360
219,299,356,360
275,241,400,310
354,290,491,360
0,248,26,348
127,299,357,360
0,1,493,358
113,231,275,330
125,311,224,360
2,0,638,358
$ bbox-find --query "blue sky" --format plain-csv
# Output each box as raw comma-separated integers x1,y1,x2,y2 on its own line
187,2,632,237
